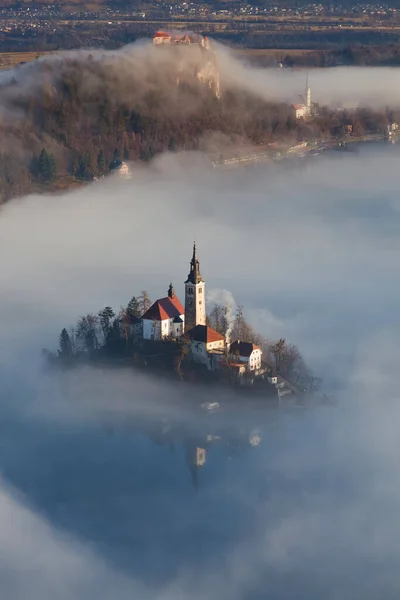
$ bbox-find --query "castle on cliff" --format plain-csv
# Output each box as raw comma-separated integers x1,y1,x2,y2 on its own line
152,30,221,100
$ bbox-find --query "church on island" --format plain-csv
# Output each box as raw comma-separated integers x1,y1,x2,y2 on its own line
293,76,312,120
131,243,262,374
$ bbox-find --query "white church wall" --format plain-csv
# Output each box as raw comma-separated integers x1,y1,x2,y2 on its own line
143,319,162,340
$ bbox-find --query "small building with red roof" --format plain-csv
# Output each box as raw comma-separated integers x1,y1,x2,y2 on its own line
153,31,172,44
229,340,262,371
185,324,225,370
142,283,185,340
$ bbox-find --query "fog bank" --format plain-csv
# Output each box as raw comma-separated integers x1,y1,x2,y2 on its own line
1,143,400,598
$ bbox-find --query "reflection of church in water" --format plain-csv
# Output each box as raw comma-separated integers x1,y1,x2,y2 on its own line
146,416,262,490
185,444,207,490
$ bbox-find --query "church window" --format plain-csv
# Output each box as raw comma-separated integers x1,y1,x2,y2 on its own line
199,301,202,305
188,287,193,295
199,288,203,294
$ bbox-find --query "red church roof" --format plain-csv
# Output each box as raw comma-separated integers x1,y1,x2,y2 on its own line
142,295,184,322
186,325,225,344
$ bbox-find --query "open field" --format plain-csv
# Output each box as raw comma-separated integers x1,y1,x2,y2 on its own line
0,47,320,70
0,51,53,69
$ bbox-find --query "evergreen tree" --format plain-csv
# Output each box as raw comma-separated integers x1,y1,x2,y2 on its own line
58,328,73,359
69,150,80,177
127,295,141,318
123,145,130,160
97,149,107,173
36,148,56,183
98,306,115,341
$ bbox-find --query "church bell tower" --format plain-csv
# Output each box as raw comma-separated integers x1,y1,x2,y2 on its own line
184,242,206,332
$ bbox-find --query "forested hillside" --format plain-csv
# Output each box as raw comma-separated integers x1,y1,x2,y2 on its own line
0,43,395,202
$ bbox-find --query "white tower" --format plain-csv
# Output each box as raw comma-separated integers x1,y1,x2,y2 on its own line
305,73,311,113
184,242,206,332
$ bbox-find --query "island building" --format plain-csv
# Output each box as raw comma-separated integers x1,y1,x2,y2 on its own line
293,75,311,120
109,159,131,178
229,341,262,371
128,242,266,377
141,283,185,340
184,242,206,332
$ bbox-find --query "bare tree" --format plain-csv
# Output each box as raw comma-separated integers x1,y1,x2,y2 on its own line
271,338,286,371
76,314,100,354
139,290,152,314
119,307,130,353
208,303,229,336
175,335,190,380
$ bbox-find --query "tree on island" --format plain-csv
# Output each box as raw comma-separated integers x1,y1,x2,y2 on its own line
58,328,73,359
98,306,115,342
127,295,141,319
139,291,152,315
119,307,131,353
175,335,191,380
76,314,100,353
208,303,229,337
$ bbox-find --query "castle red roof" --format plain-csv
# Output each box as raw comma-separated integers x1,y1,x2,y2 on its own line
142,295,184,321
154,31,171,38
186,325,225,344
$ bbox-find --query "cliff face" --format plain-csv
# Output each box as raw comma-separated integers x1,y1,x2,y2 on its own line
153,32,221,99
196,56,221,100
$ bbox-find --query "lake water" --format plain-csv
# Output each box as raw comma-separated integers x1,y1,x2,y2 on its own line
1,373,398,599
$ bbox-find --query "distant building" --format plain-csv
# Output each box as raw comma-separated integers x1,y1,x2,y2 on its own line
293,75,311,120
153,30,210,49
186,324,225,370
142,284,185,340
229,341,262,371
387,122,399,136
110,159,130,177
153,31,172,44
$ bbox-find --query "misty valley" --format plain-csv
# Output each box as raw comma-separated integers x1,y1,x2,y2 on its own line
2,33,400,600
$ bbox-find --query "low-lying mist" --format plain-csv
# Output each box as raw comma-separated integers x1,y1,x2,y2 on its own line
1,140,400,598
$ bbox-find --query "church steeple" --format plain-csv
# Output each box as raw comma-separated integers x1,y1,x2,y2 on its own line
184,241,206,332
186,241,203,285
305,72,311,110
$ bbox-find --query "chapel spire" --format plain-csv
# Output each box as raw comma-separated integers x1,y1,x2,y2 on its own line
186,241,203,284
184,241,206,331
